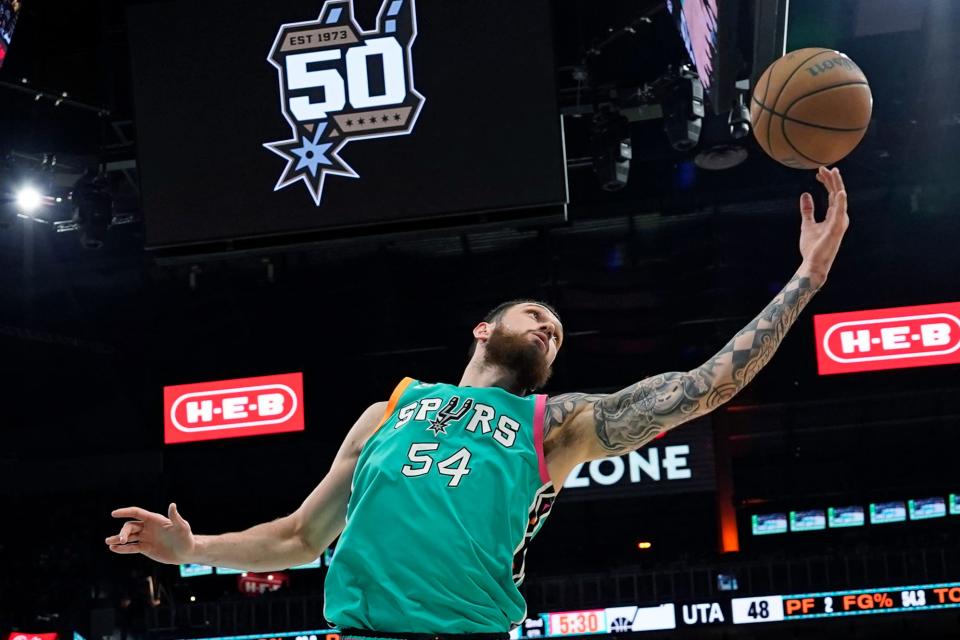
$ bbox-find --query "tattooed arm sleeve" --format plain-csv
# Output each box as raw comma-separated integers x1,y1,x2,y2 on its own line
547,272,820,460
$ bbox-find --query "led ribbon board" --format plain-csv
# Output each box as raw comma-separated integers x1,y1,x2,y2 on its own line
177,585,960,640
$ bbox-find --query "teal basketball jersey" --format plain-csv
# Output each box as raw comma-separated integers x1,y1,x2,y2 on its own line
323,378,558,633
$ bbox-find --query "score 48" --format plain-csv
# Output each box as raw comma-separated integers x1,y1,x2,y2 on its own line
264,0,426,206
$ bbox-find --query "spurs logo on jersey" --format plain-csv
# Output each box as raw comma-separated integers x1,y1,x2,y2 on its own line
426,396,475,435
264,0,426,206
394,396,521,448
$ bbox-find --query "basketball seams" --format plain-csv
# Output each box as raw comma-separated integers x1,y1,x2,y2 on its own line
783,82,872,129
755,57,778,156
765,49,838,159
759,53,777,115
751,94,868,132
782,118,868,167
781,114,828,167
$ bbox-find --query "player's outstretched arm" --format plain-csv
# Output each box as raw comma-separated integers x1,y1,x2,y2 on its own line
106,401,386,572
547,167,849,464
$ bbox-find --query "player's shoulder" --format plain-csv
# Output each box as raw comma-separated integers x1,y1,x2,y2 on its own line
341,401,390,456
359,401,389,430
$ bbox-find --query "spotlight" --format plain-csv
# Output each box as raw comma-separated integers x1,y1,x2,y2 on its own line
71,169,113,249
590,107,632,191
636,541,653,550
662,67,704,151
15,186,43,214
728,92,751,140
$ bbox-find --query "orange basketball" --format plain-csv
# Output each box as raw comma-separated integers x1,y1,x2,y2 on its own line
751,47,872,169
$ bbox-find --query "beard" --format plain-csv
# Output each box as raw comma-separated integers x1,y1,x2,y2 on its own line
483,324,553,392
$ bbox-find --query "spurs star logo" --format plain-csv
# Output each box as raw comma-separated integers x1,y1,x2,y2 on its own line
427,396,474,436
264,0,426,205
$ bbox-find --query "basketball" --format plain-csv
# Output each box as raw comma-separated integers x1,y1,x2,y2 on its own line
750,47,873,169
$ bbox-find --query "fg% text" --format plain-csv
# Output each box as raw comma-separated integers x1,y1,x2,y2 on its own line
842,592,895,611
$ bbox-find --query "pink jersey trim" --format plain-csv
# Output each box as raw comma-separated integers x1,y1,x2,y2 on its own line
533,394,550,484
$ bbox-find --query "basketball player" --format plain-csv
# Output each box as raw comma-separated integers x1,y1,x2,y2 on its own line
107,167,849,638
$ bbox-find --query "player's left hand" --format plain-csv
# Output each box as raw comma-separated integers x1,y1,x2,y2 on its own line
798,166,849,288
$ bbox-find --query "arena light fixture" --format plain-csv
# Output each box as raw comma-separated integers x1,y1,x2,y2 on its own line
590,107,632,191
15,185,43,214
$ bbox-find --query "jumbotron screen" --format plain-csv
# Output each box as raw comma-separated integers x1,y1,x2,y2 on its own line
0,0,22,69
127,0,567,249
665,0,743,113
667,0,719,93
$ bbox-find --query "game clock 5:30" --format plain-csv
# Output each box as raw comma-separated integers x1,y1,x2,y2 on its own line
548,610,605,636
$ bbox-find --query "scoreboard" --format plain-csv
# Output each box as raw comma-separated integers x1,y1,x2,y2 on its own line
175,581,960,640
525,581,960,637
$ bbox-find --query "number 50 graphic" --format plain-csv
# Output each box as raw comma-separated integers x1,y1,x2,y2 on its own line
286,38,407,120
264,0,426,206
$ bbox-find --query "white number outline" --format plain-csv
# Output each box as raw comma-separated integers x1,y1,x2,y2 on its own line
401,443,473,487
400,442,439,477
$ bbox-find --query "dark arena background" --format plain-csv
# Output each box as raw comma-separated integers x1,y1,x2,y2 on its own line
2,1,960,640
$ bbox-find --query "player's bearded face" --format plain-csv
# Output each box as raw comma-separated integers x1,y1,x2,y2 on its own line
483,323,553,391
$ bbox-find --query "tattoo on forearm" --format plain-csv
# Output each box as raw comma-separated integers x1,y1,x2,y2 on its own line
593,273,819,454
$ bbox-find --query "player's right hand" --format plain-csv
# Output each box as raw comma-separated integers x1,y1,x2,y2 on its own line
105,502,196,565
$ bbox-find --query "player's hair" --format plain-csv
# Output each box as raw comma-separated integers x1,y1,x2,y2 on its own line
466,299,562,360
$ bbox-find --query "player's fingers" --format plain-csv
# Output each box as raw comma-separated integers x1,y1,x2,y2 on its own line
799,192,815,223
832,167,846,193
168,503,188,527
112,507,160,522
828,167,842,193
106,532,142,545
105,520,142,544
118,521,144,542
833,191,848,230
816,168,834,206
826,189,847,226
108,542,143,554
820,166,839,194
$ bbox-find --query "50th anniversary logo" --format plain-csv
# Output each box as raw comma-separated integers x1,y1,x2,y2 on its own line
264,0,425,205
